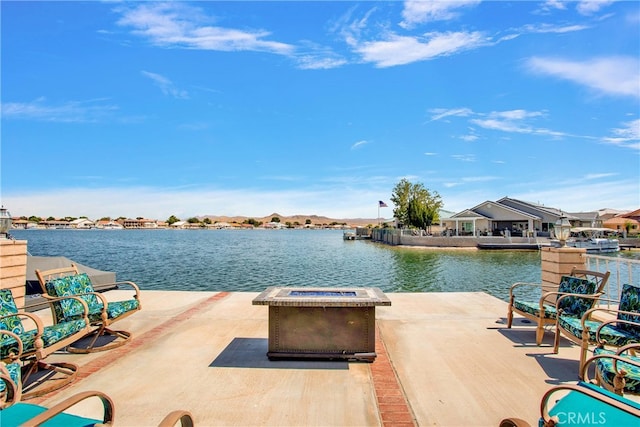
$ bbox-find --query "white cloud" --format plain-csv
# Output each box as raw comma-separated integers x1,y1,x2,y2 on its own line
1,98,118,122
355,31,487,68
351,140,370,149
451,154,476,162
400,0,481,28
576,0,616,15
526,56,640,98
429,107,474,122
602,118,640,149
116,2,295,55
141,71,189,99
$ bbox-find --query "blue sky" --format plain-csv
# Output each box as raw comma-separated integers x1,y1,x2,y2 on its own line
1,1,639,221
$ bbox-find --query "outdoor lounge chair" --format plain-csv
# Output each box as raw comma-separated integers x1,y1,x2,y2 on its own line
581,343,640,397
0,288,91,399
0,363,195,426
36,263,141,353
554,283,640,374
506,269,610,345
499,380,640,427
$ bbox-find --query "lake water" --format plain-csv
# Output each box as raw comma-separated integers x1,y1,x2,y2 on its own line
12,228,550,302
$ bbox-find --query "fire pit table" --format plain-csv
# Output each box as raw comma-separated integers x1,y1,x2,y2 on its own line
252,286,391,362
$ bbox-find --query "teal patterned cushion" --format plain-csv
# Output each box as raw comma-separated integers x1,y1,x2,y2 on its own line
0,319,87,360
0,361,21,393
558,316,640,347
556,276,598,317
0,290,24,335
513,300,557,319
45,273,101,322
45,273,139,324
617,284,640,335
594,347,640,395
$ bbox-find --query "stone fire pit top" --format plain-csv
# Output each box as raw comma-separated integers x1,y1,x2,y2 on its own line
252,286,392,307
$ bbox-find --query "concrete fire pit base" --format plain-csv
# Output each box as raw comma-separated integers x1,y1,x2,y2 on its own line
252,287,391,362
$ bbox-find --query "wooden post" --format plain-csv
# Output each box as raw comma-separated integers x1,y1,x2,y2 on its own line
540,246,586,299
0,239,28,309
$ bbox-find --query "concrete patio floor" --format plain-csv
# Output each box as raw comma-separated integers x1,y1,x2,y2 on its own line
25,290,591,426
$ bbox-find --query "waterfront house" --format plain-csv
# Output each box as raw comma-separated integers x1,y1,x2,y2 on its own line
70,218,95,229
441,197,612,237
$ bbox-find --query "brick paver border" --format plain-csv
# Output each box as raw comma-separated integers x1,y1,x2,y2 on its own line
372,325,417,427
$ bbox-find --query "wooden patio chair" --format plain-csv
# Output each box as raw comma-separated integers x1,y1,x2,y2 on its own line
36,263,141,353
499,380,640,427
506,268,610,345
582,342,640,397
0,363,194,426
554,283,640,374
0,288,91,399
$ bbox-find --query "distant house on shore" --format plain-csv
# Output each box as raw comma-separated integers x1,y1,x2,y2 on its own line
70,218,95,229
119,218,158,229
441,197,622,237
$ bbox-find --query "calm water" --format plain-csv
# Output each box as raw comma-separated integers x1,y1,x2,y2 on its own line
13,228,546,301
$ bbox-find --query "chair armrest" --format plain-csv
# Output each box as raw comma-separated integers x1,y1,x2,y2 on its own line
509,282,541,299
614,342,640,355
157,410,194,427
0,330,24,361
104,280,142,300
499,418,531,427
21,390,115,426
581,352,640,383
0,311,45,337
0,367,21,408
595,316,640,343
539,383,640,422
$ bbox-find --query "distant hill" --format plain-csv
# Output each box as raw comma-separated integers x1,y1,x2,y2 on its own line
199,213,386,227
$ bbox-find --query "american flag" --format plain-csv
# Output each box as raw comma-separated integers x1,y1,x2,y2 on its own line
379,201,388,207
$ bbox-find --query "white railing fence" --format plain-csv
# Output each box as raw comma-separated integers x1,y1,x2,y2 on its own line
584,253,640,306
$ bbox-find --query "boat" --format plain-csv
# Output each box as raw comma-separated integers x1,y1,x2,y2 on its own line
565,227,620,253
343,231,356,240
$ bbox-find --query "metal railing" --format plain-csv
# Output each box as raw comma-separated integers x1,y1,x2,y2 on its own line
584,253,640,306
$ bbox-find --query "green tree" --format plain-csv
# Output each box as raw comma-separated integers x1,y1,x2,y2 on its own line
203,217,212,225
167,215,180,225
390,179,442,230
271,216,280,223
187,217,200,224
305,219,311,225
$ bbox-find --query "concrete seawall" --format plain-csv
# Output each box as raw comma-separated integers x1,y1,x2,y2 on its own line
371,229,548,248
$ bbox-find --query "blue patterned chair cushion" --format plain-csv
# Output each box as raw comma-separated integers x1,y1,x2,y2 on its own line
558,316,640,347
45,273,140,324
594,347,640,395
556,276,598,317
45,274,100,322
0,361,21,394
0,319,88,360
0,290,24,335
512,300,557,319
617,284,640,335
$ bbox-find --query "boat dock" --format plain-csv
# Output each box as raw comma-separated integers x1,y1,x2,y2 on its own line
25,289,593,426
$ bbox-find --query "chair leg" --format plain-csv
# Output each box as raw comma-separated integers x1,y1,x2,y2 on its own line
506,298,514,328
535,324,545,345
21,360,79,400
553,323,561,354
579,328,591,373
68,326,132,354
